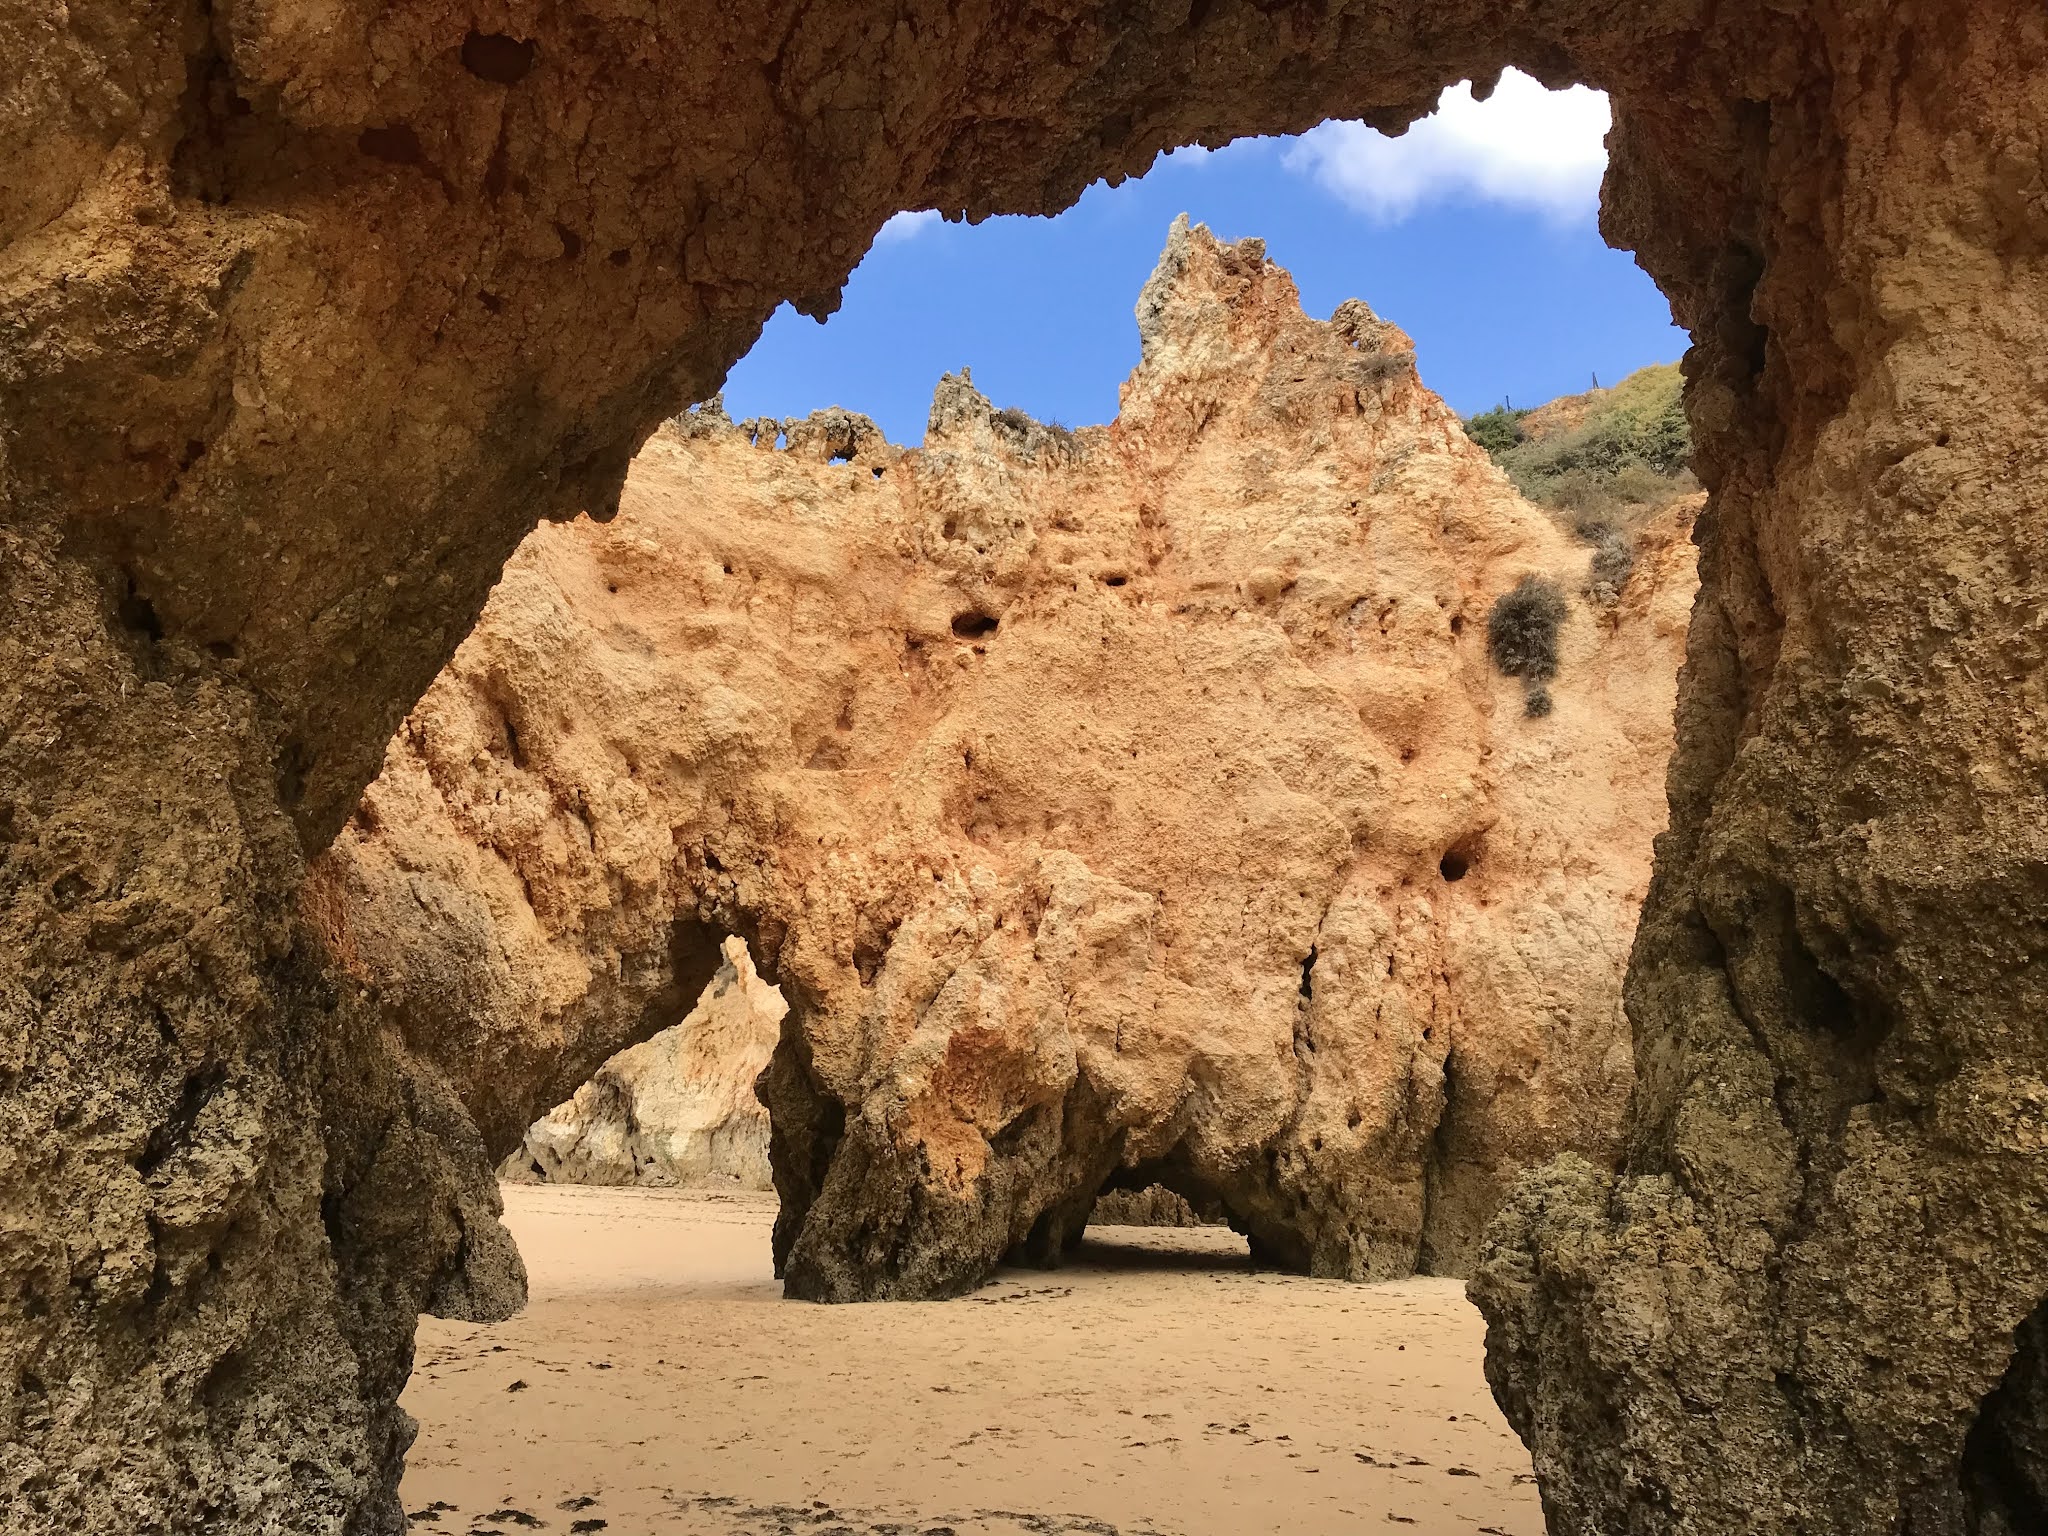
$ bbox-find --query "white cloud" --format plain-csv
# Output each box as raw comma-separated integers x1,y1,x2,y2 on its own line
1283,69,1610,224
875,208,942,243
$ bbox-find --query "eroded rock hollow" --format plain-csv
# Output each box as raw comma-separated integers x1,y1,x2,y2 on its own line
499,939,782,1190
5,2,2045,1533
323,221,1695,1301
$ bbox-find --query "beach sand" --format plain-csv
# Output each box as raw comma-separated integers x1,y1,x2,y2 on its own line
399,1184,1543,1536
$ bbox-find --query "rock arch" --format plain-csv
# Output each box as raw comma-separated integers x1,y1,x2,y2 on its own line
3,4,2044,1534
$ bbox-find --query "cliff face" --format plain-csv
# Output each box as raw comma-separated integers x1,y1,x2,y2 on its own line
502,939,781,1189
322,221,1696,1298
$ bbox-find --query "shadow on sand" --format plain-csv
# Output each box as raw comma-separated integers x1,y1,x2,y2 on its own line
1061,1229,1255,1276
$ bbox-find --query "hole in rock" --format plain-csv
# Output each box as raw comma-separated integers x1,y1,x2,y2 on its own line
1961,1293,2048,1529
950,610,999,639
460,31,537,86
1439,849,1470,882
117,575,163,644
1066,1171,1253,1273
499,933,785,1195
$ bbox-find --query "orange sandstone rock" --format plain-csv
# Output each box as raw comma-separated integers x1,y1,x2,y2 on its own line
324,222,1696,1298
502,939,782,1189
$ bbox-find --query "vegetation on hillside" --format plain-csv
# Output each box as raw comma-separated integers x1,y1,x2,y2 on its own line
1488,575,1569,718
1467,363,1696,604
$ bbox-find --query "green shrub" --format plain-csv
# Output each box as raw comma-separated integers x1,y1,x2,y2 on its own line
1488,575,1567,684
1588,527,1635,598
1606,460,1682,506
1465,405,1529,456
1480,363,1696,515
1562,508,1638,602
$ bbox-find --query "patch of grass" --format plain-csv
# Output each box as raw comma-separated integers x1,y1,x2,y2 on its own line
1468,365,1693,605
987,402,1083,462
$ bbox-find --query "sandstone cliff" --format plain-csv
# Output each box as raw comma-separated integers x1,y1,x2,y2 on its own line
321,220,1697,1299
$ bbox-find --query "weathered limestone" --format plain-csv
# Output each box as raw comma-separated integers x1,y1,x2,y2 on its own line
500,940,781,1190
329,221,1694,1302
0,526,523,1531
3,3,2045,1532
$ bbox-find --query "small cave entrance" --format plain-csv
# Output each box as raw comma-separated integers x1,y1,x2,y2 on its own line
1960,1293,2048,1533
1066,1162,1253,1271
500,933,786,1194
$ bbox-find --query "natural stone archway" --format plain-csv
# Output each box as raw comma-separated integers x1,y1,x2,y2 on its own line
499,938,784,1190
317,220,1695,1305
2,4,2044,1535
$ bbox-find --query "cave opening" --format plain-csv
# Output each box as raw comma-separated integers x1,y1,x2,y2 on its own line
499,932,785,1194
48,3,1756,1520
1960,1293,2048,1532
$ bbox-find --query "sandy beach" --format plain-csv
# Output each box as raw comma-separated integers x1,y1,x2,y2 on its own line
399,1185,1542,1536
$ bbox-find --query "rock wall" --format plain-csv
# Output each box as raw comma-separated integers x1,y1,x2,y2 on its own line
501,939,781,1190
1469,13,2048,1535
5,3,2045,1533
324,221,1696,1302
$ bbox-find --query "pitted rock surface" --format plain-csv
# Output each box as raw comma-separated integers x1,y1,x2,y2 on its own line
325,223,1696,1301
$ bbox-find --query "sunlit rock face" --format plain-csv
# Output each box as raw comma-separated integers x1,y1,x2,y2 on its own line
7,3,2046,1533
328,222,1695,1304
501,940,782,1190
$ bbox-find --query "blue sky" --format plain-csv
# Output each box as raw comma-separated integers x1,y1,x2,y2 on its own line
723,73,1686,446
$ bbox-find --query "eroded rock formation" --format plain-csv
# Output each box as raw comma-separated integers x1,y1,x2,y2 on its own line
501,939,781,1189
5,3,2045,1533
325,221,1696,1303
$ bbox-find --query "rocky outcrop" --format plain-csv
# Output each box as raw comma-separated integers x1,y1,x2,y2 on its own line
7,4,2045,1533
325,221,1696,1303
502,940,781,1189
